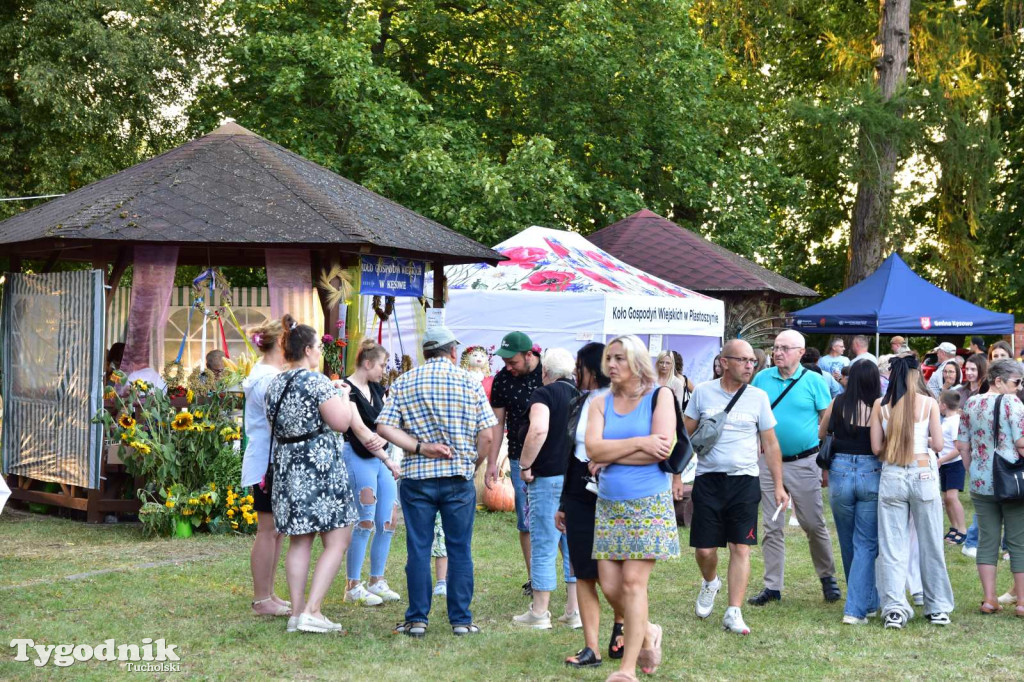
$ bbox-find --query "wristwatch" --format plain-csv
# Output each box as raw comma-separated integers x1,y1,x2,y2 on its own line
415,441,422,455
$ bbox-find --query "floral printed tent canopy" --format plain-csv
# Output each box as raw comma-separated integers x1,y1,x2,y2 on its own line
415,227,724,359
439,225,713,298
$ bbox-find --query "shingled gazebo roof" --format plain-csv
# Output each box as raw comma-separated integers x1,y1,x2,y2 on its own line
587,209,817,298
0,122,502,266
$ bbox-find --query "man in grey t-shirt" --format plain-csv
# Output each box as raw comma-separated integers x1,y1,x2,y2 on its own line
682,339,788,636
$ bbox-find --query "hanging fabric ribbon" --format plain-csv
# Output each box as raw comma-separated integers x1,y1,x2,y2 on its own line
175,302,197,364
217,313,230,359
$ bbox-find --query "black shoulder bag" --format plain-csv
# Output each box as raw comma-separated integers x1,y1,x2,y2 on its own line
991,394,1024,501
653,385,695,475
771,368,807,410
815,401,838,470
260,370,304,492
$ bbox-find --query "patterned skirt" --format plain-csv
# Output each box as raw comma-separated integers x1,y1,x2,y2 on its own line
593,491,680,561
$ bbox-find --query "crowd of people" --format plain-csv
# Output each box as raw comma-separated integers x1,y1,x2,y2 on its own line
235,316,1024,680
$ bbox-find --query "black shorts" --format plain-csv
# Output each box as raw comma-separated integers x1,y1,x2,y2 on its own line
689,473,760,548
939,460,966,492
251,469,273,513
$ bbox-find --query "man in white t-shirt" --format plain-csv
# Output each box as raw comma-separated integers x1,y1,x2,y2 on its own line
850,335,878,366
683,339,788,636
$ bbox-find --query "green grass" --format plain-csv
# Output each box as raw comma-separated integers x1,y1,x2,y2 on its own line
0,497,1021,681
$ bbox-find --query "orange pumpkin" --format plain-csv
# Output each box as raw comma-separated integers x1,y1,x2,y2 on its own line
483,475,516,512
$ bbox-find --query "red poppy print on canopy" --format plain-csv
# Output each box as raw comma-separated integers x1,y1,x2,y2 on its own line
521,270,576,291
498,246,548,269
584,250,624,272
578,268,622,290
544,238,571,259
639,273,683,296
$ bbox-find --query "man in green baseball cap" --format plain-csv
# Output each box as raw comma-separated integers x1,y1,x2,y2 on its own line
487,330,543,597
495,331,533,359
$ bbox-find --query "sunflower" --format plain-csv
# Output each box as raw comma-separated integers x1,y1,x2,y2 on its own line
128,441,151,455
171,412,194,431
117,414,136,430
186,388,195,404
103,386,117,400
132,379,151,392
220,426,241,442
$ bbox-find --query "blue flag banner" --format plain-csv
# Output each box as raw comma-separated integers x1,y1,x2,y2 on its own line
360,256,426,297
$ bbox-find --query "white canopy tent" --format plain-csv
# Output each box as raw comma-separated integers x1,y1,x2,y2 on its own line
381,226,725,381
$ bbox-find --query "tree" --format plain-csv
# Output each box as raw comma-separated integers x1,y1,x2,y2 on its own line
845,0,910,287
190,0,791,255
0,1,214,220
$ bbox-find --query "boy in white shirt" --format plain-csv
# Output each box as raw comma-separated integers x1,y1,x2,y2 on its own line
936,390,965,544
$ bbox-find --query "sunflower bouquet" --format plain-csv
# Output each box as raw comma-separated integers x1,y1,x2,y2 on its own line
95,377,248,537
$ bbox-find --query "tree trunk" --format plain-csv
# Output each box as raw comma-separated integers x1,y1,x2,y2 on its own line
845,0,910,287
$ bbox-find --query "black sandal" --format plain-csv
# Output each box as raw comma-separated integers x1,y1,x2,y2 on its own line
565,647,602,668
608,622,624,660
944,528,959,544
952,531,967,545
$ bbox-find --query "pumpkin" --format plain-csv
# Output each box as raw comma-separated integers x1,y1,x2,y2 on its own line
483,474,516,512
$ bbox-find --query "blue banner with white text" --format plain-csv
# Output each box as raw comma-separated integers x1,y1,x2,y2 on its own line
359,256,426,297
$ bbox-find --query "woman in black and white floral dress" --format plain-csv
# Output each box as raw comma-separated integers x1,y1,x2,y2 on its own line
266,314,358,634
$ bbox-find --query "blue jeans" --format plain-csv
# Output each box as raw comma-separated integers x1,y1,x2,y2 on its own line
509,458,529,532
400,476,476,626
829,454,881,619
965,514,979,549
527,475,576,592
343,444,398,581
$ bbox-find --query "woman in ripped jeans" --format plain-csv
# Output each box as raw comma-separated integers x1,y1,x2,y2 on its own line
342,340,402,606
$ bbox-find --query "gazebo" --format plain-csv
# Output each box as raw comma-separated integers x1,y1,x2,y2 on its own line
587,209,817,342
0,122,502,521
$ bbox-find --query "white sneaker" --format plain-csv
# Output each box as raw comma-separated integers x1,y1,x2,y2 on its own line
842,614,868,625
695,576,721,619
962,545,977,558
433,581,447,597
722,607,750,635
512,605,552,629
998,591,1018,605
345,583,384,606
286,616,298,633
296,613,334,634
557,610,583,629
367,580,401,602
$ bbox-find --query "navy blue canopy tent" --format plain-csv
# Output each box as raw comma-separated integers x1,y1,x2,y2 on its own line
788,254,1014,344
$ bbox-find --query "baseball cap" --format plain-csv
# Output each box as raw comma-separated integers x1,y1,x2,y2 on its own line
495,331,533,358
932,342,957,354
422,325,459,351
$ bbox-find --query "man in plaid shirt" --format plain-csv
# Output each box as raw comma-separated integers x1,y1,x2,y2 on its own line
377,325,497,637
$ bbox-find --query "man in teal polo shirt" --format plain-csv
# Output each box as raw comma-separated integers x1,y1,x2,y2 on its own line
748,329,839,606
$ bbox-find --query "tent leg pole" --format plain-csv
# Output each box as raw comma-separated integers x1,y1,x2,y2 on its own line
876,333,880,357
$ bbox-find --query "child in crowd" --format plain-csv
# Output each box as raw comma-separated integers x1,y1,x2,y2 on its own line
936,391,966,545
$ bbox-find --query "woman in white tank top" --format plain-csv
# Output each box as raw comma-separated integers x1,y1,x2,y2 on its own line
869,354,954,629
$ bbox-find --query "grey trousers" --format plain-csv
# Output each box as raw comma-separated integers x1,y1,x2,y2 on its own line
878,461,955,618
758,454,836,591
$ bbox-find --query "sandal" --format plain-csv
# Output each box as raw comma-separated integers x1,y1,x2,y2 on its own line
943,528,958,544
1016,605,1024,619
565,647,603,668
951,531,967,545
979,601,1003,615
608,622,625,660
452,623,481,636
638,623,663,675
251,597,290,617
394,621,427,637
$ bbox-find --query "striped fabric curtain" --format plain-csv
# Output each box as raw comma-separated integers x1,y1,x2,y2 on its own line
1,271,104,488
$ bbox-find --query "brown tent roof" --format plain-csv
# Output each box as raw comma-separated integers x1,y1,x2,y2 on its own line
587,209,817,297
0,122,502,265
